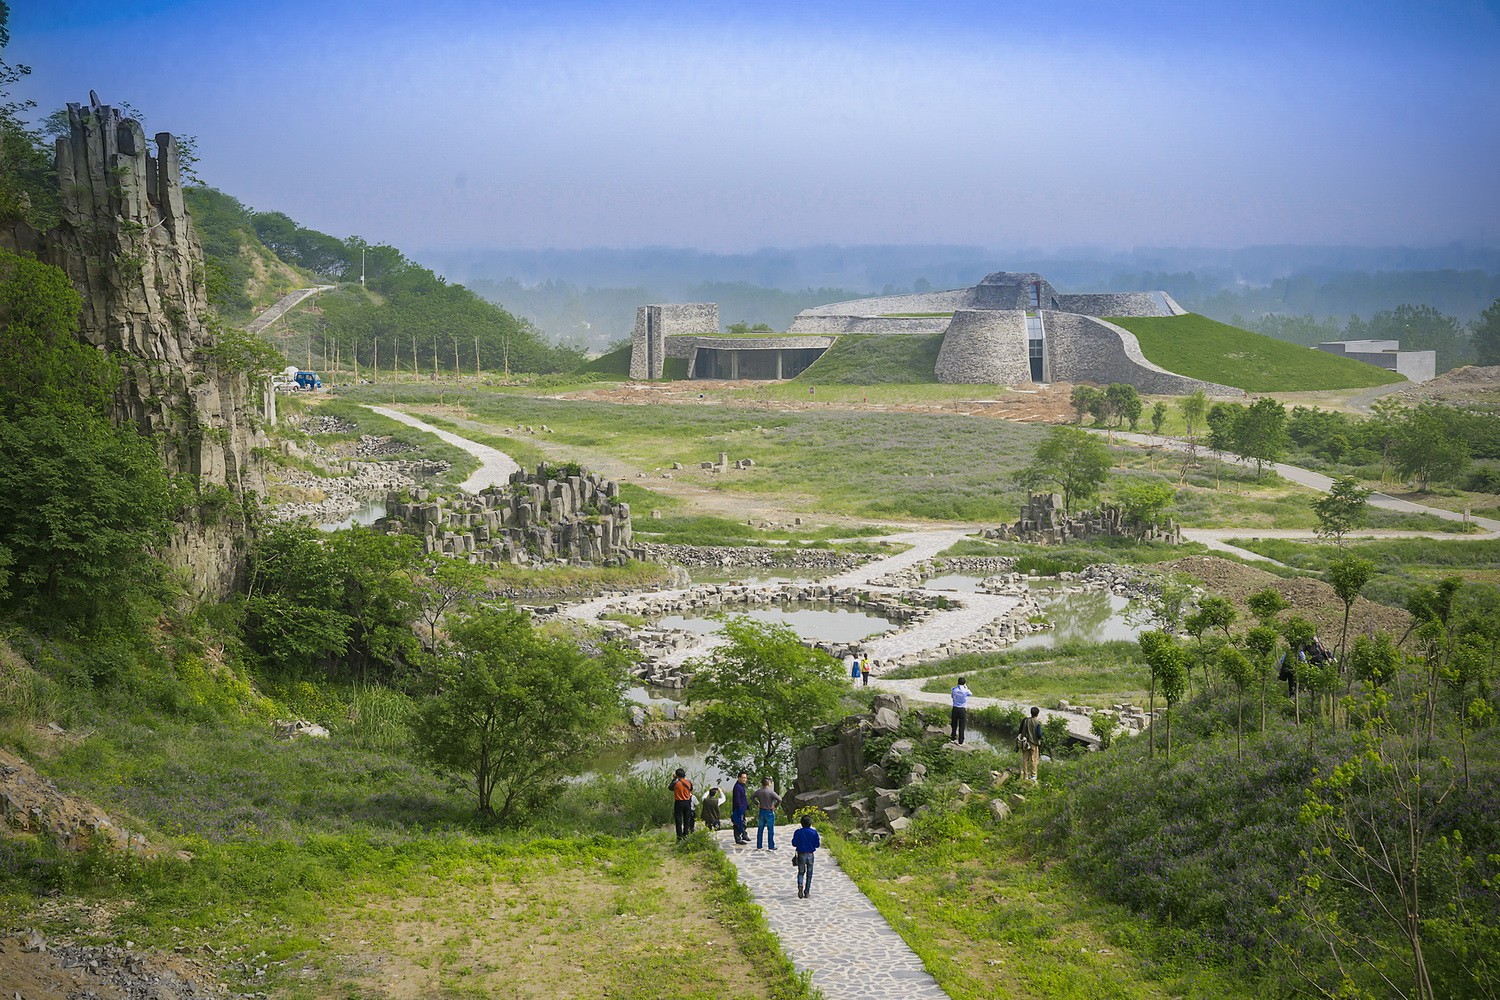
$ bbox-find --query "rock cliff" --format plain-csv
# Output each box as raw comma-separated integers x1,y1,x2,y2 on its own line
39,95,266,595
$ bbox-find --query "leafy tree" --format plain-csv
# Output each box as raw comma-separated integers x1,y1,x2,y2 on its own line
1312,475,1371,545
1017,426,1111,514
1127,573,1195,636
1183,594,1237,695
1178,389,1208,443
1215,645,1255,760
1070,385,1101,424
1089,711,1116,750
1205,401,1240,452
684,615,845,788
1393,404,1470,491
1242,624,1283,733
415,556,487,650
0,249,173,630
1150,401,1167,436
1281,614,1319,725
1473,297,1500,366
1138,629,1187,759
1326,555,1375,669
414,605,628,822
241,525,424,682
1247,586,1291,626
1105,383,1142,430
1114,480,1175,537
1232,397,1288,476
1365,396,1408,482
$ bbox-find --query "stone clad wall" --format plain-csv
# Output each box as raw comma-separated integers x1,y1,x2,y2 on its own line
785,314,953,334
382,464,633,566
1044,312,1239,395
630,303,720,378
933,310,1030,383
1054,291,1185,317
41,97,267,596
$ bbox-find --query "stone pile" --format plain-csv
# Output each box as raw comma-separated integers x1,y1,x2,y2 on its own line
382,464,633,566
1,749,156,855
298,415,357,435
268,457,449,525
985,492,1182,545
871,556,1021,589
633,543,872,571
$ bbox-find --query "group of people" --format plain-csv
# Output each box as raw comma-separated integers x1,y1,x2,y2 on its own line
951,677,1045,781
842,653,878,686
670,769,822,898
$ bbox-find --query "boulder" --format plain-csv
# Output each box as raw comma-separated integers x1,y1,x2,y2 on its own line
863,764,889,786
871,692,907,715
888,816,911,834
874,787,901,810
883,805,908,826
871,707,901,733
902,763,927,786
989,799,1011,821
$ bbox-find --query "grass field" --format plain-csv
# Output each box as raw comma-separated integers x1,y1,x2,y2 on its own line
791,333,943,384
577,343,632,376
1109,314,1405,392
916,640,1150,707
1229,536,1500,607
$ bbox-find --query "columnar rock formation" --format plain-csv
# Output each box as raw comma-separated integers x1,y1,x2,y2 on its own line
382,464,634,565
32,96,266,595
985,492,1182,545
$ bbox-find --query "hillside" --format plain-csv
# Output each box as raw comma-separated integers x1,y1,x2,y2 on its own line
1110,313,1407,392
794,333,943,384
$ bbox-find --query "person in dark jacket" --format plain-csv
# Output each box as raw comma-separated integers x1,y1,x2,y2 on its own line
791,814,821,898
731,771,750,844
701,786,723,831
1019,707,1043,782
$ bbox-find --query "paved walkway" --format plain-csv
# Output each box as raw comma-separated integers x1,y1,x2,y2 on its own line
716,828,950,1000
245,284,335,334
363,405,520,492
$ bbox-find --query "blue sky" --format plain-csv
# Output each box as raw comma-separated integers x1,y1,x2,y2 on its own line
12,1,1500,251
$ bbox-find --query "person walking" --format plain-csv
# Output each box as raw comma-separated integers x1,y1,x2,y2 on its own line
845,652,859,680
950,677,973,744
701,786,723,831
731,771,750,844
792,814,821,898
1019,706,1044,782
752,777,782,850
861,657,872,688
669,768,695,841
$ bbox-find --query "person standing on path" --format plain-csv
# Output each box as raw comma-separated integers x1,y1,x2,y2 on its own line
862,658,872,688
732,771,750,844
752,778,782,850
1019,707,1043,782
950,677,973,744
791,814,821,898
845,652,859,680
670,768,695,840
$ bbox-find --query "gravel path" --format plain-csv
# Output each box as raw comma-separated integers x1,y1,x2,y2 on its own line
363,405,520,492
716,828,951,1000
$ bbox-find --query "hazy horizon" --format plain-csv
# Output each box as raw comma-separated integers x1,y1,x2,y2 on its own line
15,1,1500,253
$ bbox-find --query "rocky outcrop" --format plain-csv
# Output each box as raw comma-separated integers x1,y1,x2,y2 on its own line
40,96,267,595
984,492,1182,545
382,464,633,566
632,544,873,572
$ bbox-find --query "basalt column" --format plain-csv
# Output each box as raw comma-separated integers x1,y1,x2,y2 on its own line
45,96,266,597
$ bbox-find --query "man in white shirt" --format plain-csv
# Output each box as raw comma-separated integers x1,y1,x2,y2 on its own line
950,678,972,744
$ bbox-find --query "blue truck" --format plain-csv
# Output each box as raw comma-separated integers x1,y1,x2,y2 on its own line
293,371,322,390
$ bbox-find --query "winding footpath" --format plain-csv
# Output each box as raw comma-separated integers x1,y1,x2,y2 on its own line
716,828,951,1000
363,405,520,491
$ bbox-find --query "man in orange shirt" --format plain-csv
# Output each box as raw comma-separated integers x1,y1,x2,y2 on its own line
670,767,695,841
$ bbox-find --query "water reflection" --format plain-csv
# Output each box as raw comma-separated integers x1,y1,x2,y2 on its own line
1011,588,1138,650
655,603,897,643
574,737,738,788
316,499,387,532
923,573,986,593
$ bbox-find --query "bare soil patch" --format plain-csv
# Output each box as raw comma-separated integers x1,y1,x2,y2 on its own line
1163,555,1411,638
0,932,242,1000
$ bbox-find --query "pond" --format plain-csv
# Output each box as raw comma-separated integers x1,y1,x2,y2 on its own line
316,498,387,532
923,572,987,593
654,603,898,643
574,737,740,789
1011,587,1139,650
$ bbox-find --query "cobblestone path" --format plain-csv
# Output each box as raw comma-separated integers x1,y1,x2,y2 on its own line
716,828,951,1000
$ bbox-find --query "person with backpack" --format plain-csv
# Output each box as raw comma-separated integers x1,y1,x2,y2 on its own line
701,786,723,831
791,814,821,898
669,768,694,840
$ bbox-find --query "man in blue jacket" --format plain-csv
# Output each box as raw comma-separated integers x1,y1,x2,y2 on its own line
950,677,973,744
731,771,750,845
791,814,821,898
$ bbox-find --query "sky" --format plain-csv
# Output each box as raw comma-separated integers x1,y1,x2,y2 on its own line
11,0,1500,253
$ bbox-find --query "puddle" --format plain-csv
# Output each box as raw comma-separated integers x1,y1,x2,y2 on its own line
574,737,739,788
316,498,387,532
655,603,898,643
923,573,987,593
1011,588,1139,649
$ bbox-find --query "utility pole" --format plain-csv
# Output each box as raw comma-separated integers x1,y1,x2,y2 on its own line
373,338,378,383
411,332,418,379
353,338,359,382
360,247,366,289
432,336,438,380
474,335,481,377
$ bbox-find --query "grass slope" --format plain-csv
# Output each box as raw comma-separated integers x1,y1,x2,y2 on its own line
794,334,943,384
578,343,632,376
1110,314,1405,392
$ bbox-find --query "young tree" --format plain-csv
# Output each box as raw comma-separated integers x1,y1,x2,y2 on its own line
1018,426,1112,514
415,556,487,650
685,615,846,788
414,605,629,822
1232,397,1288,477
1243,624,1283,733
1393,404,1470,491
1114,480,1175,538
1178,389,1208,443
1281,614,1319,725
1215,645,1255,760
1326,554,1375,669
1138,629,1186,759
1069,385,1101,425
1183,594,1237,695
1127,573,1195,636
1150,401,1168,437
1105,383,1141,430
1313,476,1372,545
1089,711,1117,750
